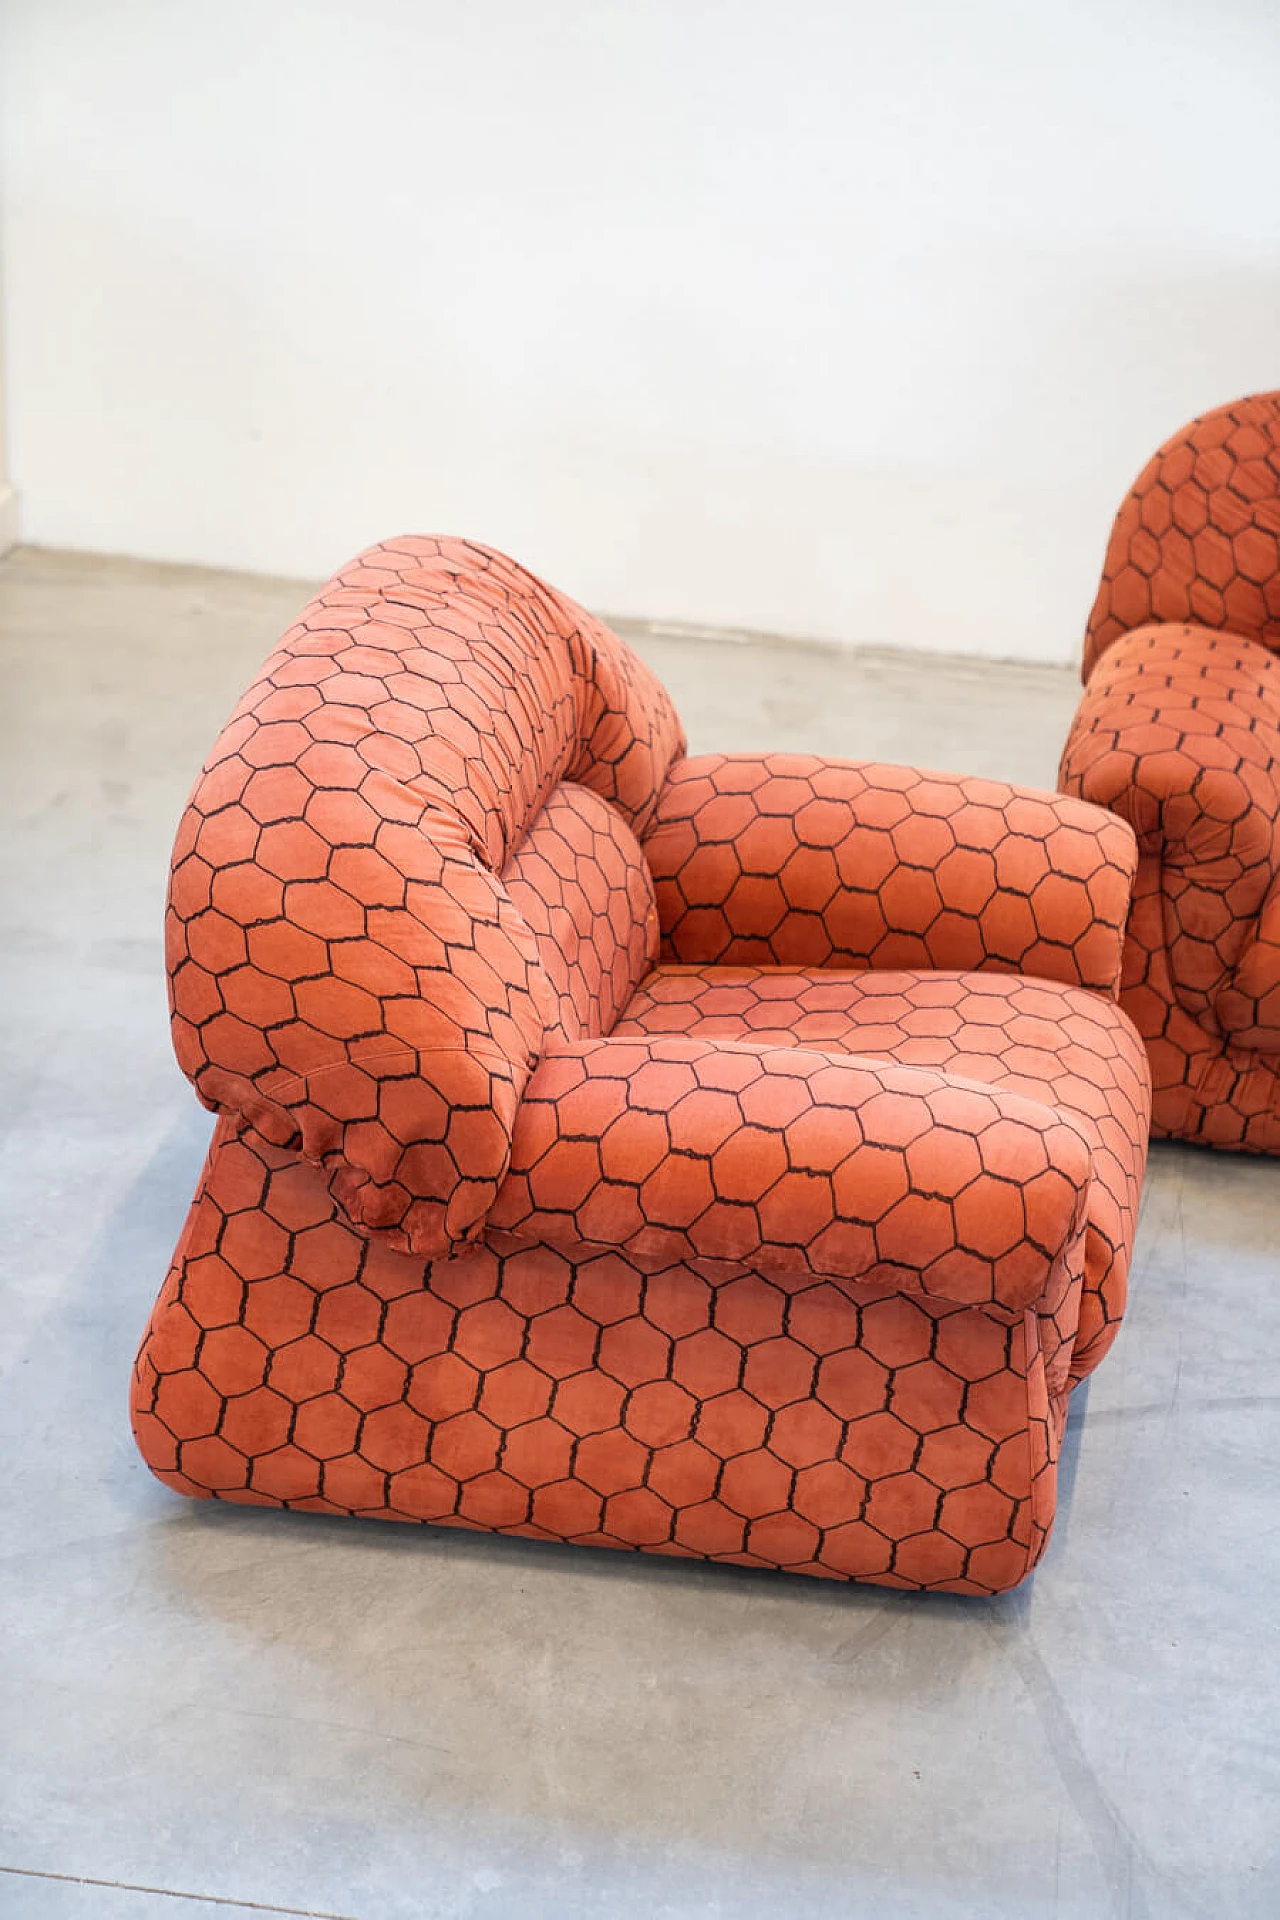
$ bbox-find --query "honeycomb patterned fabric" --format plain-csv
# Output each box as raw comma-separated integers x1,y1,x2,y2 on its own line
134,534,1151,1594
165,535,683,1258
1061,394,1280,1151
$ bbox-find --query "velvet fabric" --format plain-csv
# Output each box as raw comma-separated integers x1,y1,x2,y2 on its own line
134,535,1151,1593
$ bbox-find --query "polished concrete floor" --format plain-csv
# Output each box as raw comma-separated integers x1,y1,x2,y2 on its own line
0,546,1276,1920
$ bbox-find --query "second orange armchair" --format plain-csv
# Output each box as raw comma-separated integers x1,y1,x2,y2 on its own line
1061,392,1280,1152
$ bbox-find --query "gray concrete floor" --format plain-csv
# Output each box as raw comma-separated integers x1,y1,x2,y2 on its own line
0,546,1276,1920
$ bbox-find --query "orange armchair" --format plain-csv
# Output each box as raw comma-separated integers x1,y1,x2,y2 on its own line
1060,393,1280,1151
133,536,1150,1594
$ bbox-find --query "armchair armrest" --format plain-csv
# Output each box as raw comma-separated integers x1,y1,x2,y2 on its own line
168,773,548,1264
1059,623,1280,1023
641,754,1137,998
489,1034,1091,1316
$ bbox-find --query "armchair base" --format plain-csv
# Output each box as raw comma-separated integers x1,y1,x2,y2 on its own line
134,1118,1063,1594
1120,874,1280,1153
133,969,1148,1596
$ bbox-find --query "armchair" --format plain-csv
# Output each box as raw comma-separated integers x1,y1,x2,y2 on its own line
1060,393,1280,1150
133,535,1150,1593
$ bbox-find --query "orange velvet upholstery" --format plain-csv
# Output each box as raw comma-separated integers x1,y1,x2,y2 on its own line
1061,395,1280,1151
166,536,683,1258
644,754,1135,993
133,534,1151,1594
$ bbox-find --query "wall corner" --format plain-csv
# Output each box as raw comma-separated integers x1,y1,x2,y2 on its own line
0,481,18,556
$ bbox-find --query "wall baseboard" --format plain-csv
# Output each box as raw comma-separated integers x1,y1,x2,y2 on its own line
3,539,1080,672
608,610,1078,676
0,485,20,557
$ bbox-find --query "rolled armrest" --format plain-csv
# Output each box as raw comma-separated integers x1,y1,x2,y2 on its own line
489,1034,1091,1315
168,797,545,1259
1060,623,1280,1016
642,754,1136,998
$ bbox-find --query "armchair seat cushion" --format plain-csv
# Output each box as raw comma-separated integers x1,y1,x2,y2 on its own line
615,965,1148,1381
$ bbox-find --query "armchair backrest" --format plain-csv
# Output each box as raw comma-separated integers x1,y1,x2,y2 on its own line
166,535,685,1258
1084,392,1280,681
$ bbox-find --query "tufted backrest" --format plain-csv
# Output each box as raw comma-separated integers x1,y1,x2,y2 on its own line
166,535,685,1259
1084,392,1280,681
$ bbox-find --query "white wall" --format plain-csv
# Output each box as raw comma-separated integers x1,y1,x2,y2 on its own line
0,231,17,553
2,0,1278,662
